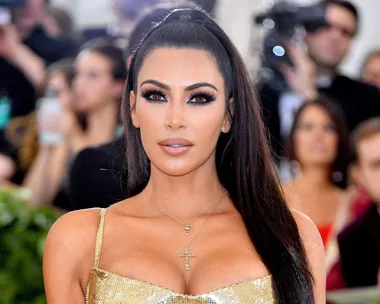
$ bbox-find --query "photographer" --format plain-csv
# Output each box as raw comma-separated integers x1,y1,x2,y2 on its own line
260,0,380,166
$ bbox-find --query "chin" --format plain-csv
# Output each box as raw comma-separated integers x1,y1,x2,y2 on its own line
154,164,197,177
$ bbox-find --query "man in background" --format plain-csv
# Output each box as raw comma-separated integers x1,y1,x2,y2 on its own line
260,0,380,166
338,118,380,288
361,49,380,90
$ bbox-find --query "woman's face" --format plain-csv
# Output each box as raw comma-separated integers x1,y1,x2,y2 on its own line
293,104,338,168
130,48,231,176
74,51,120,113
48,71,73,109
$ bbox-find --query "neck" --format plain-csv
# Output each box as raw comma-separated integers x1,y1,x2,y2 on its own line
143,160,229,220
86,102,118,145
316,65,336,79
294,165,334,190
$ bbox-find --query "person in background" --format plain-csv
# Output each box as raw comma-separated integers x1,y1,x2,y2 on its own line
338,117,380,288
0,0,78,176
69,2,197,210
260,0,380,167
24,41,126,208
361,49,380,90
282,98,349,247
0,0,75,119
42,5,80,56
0,58,74,187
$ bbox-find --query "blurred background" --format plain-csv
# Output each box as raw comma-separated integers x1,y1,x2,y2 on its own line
0,0,379,303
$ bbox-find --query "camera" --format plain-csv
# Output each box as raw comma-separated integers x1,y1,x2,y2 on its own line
0,0,25,24
255,1,327,92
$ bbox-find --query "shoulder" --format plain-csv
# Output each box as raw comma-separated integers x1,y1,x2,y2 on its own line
336,75,380,96
290,210,326,302
290,209,323,248
44,208,102,271
339,205,377,242
74,138,124,166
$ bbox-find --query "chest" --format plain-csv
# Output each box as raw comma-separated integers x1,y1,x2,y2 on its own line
85,215,268,297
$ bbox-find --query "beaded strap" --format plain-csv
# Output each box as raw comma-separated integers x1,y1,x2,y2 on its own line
94,208,107,268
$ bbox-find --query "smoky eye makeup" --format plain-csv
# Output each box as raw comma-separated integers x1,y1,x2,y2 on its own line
141,89,167,103
140,88,217,106
188,91,216,106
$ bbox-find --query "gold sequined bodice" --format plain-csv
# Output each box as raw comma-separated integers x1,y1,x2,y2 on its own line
85,209,275,304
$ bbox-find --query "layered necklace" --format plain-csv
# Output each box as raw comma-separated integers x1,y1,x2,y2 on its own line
149,191,227,271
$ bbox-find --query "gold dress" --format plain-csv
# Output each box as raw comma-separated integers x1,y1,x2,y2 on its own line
86,209,275,304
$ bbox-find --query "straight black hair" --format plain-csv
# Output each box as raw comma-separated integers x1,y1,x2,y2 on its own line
123,8,314,303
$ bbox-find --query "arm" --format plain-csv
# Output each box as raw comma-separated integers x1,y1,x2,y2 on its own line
23,144,70,206
0,25,46,88
43,209,99,303
292,210,326,304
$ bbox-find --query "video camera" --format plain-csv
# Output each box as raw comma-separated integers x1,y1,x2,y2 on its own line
0,0,25,24
255,1,327,92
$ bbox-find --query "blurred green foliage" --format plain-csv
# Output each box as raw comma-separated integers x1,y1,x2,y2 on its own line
0,187,60,304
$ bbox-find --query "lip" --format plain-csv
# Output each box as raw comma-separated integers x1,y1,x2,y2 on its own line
158,138,193,156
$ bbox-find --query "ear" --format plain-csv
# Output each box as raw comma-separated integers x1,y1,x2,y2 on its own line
221,98,233,134
130,90,140,128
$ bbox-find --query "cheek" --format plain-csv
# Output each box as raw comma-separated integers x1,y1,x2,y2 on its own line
326,133,339,154
294,131,309,155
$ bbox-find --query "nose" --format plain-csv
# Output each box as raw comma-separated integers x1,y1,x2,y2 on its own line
165,100,187,130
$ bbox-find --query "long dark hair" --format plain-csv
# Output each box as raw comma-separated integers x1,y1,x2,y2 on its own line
287,98,349,186
123,8,314,303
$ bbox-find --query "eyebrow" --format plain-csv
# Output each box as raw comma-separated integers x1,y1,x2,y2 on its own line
140,79,218,92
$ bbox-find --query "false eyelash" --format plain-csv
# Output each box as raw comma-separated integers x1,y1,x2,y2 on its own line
141,89,167,102
188,91,216,105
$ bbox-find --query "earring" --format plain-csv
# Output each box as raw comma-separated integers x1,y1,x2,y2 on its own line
289,160,301,177
332,171,343,183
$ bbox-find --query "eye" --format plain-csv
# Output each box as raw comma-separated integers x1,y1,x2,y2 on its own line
323,123,337,133
141,89,167,103
297,122,313,131
188,92,216,105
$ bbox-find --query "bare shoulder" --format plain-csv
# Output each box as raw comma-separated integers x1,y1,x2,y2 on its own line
290,209,322,245
290,209,326,303
43,208,103,302
45,208,101,254
44,208,102,278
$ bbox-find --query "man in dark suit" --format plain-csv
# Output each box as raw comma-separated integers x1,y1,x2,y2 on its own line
338,118,380,288
260,0,380,164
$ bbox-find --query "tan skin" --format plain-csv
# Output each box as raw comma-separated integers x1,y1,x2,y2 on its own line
44,48,325,303
362,55,380,90
283,105,344,229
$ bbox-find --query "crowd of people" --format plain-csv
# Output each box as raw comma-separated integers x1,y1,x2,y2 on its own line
0,0,379,299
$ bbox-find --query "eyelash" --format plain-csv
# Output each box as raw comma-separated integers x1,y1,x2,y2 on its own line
140,89,216,105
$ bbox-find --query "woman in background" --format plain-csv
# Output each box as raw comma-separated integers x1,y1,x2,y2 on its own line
24,41,126,208
283,98,349,247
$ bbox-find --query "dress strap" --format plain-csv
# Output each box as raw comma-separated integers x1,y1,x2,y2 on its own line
94,208,107,268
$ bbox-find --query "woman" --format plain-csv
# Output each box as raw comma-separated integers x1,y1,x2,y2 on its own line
24,42,125,208
44,8,325,303
282,98,349,247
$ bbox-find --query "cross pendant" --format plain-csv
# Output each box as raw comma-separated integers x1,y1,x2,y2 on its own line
178,247,196,271
183,224,192,236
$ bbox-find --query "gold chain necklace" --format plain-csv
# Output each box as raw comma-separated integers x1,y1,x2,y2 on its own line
149,191,227,236
149,191,227,271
